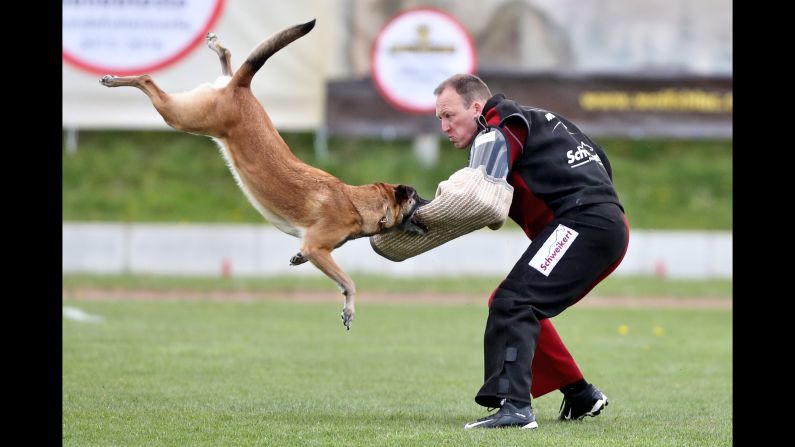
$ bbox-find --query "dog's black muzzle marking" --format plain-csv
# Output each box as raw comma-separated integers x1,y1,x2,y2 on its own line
401,193,430,235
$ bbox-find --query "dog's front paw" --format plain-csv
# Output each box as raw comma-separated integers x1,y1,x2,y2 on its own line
341,308,354,330
100,75,116,87
289,252,308,266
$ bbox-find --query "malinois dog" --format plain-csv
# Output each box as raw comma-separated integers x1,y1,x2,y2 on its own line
100,19,428,329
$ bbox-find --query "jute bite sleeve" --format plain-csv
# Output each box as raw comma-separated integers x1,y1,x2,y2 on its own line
370,165,514,262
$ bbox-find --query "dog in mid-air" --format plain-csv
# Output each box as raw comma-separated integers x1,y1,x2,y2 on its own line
99,19,428,329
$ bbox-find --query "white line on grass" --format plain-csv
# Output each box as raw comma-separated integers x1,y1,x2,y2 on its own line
63,306,104,323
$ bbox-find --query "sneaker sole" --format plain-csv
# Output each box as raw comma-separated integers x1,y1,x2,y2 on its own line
463,420,540,430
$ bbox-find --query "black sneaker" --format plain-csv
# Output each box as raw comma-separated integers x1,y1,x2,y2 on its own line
558,384,609,421
463,400,538,429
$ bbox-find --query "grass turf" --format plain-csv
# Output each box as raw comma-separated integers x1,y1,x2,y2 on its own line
61,273,733,298
63,299,731,446
62,130,732,230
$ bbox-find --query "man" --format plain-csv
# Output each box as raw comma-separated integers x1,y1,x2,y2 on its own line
433,74,630,430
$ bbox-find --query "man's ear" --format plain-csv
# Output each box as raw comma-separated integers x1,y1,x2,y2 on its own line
472,100,483,115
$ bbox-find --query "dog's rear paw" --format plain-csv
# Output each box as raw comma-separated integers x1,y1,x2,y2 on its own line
100,75,116,87
341,308,354,330
206,32,218,47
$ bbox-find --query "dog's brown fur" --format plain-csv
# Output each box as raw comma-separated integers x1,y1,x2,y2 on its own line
100,20,427,329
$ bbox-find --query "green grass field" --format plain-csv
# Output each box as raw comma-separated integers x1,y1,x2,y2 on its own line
62,128,732,444
63,297,731,446
62,130,732,230
62,273,733,298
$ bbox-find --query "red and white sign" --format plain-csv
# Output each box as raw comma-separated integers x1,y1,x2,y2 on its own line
371,8,477,114
63,0,225,76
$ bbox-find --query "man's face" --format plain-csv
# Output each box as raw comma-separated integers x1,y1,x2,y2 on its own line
435,87,482,149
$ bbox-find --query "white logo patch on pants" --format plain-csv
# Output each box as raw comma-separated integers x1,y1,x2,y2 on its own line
529,224,579,276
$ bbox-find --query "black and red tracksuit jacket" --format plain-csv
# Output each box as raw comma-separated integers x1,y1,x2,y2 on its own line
476,93,624,239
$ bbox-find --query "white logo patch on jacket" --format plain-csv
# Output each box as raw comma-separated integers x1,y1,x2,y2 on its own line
567,142,603,168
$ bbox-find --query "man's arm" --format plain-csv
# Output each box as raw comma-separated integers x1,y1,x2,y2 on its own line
468,128,510,180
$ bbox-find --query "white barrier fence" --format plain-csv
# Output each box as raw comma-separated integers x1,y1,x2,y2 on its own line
63,223,732,279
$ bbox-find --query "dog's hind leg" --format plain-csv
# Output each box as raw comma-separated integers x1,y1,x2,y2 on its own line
100,74,188,130
100,74,167,99
206,33,233,76
99,74,174,119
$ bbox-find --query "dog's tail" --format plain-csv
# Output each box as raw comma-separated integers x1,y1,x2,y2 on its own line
231,19,316,89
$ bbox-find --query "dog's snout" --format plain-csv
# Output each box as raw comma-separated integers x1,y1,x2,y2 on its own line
410,191,430,211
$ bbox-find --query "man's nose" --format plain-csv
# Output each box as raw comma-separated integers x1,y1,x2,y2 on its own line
440,119,450,132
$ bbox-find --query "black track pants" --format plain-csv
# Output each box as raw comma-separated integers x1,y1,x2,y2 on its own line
475,202,628,408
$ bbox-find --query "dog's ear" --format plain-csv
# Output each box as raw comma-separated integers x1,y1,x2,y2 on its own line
395,185,430,207
395,184,411,202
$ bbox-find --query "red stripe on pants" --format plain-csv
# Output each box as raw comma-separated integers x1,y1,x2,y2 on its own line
529,319,583,397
